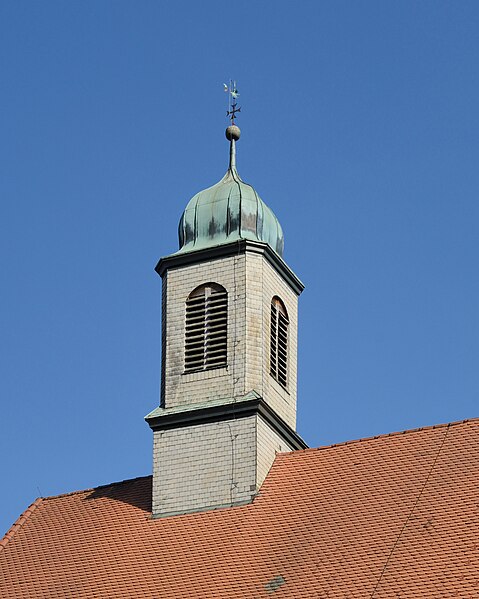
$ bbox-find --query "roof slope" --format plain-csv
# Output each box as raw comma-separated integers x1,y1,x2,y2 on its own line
1,419,478,598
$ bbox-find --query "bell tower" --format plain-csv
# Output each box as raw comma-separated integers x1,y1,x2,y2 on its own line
146,113,306,518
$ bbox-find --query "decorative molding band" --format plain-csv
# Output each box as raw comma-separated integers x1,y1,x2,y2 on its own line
155,240,304,295
145,396,308,451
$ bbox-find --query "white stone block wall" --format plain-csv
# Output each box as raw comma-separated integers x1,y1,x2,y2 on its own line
244,253,299,428
152,415,257,516
256,415,294,488
161,250,299,429
161,255,247,408
152,413,294,517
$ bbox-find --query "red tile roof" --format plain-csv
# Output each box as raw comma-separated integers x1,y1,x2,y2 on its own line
1,418,479,598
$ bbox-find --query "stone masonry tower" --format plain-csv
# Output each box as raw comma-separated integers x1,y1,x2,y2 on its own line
146,121,306,517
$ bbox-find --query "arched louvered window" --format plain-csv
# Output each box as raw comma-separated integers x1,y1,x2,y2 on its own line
270,297,288,388
185,283,228,373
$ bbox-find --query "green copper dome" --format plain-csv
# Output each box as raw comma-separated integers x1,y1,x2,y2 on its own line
177,128,284,257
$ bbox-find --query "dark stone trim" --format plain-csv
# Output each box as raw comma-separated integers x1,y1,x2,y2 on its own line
155,240,304,295
145,397,308,451
151,498,253,519
257,400,309,450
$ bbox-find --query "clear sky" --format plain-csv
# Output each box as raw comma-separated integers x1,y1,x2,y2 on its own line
1,0,478,535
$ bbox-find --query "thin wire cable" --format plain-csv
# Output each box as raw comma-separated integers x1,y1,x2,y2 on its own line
225,421,237,507
228,240,242,503
369,424,451,598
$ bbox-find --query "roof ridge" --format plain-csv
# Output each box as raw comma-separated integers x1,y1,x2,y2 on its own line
0,498,43,550
41,474,152,502
292,417,478,456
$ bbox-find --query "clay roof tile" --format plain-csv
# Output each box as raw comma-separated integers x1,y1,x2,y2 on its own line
1,418,478,598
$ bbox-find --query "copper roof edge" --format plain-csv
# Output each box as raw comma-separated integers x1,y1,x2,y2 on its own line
289,416,478,456
0,497,43,550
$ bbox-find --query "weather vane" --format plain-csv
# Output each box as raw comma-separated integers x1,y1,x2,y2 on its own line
223,80,241,125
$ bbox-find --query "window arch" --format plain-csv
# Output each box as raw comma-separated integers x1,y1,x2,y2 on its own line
184,283,228,373
270,296,288,388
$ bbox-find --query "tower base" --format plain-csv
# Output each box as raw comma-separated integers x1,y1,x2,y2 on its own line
145,391,307,518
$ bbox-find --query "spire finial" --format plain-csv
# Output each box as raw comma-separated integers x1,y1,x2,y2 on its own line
223,80,241,170
224,79,241,125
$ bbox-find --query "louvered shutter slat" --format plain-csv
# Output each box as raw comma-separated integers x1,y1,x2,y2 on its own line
184,284,228,373
270,298,288,388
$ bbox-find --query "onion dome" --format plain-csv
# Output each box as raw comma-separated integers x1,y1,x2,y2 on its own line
177,125,284,257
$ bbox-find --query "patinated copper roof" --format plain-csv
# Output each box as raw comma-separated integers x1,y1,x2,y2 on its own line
1,418,478,598
177,135,284,257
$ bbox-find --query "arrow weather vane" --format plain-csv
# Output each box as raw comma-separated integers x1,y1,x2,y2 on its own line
224,80,241,125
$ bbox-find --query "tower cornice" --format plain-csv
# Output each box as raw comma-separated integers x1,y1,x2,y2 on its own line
155,239,305,296
145,391,308,450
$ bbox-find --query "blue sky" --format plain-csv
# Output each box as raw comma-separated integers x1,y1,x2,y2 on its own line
1,0,478,535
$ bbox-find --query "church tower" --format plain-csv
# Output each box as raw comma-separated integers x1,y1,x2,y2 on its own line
146,118,306,518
